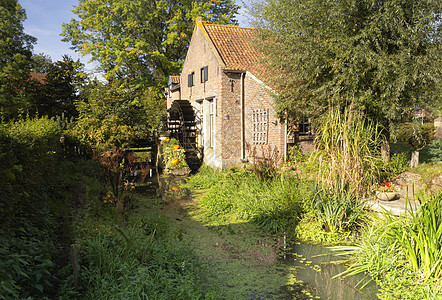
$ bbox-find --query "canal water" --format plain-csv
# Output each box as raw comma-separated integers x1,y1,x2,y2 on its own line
281,243,379,299
157,175,379,299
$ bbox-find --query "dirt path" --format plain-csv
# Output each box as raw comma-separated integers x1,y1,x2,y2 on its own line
158,186,296,299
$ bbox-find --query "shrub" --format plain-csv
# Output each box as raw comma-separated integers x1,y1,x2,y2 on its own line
0,116,110,298
420,139,442,163
379,152,409,180
245,143,280,180
392,122,434,143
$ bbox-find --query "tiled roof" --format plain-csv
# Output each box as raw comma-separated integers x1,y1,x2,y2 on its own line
30,72,47,83
202,22,258,71
170,83,180,91
171,75,180,84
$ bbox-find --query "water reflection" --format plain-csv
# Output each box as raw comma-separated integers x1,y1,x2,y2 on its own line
283,243,379,299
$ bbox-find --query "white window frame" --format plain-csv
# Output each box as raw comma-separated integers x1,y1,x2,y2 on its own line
209,100,215,148
252,108,268,145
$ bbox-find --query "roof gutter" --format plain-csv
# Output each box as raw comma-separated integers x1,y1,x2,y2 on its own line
240,72,245,161
222,69,247,73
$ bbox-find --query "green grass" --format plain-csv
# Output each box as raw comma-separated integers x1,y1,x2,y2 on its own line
183,164,225,190
60,188,216,299
192,167,311,234
186,165,361,245
73,218,215,300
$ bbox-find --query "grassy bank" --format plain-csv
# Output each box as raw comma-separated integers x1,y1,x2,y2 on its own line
184,163,442,299
58,185,218,299
337,192,442,299
184,165,363,245
0,116,217,299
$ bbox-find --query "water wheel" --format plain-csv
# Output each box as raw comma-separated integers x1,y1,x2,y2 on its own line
168,100,202,170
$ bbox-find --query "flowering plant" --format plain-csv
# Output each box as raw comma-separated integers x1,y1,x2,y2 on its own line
161,137,189,171
377,180,397,192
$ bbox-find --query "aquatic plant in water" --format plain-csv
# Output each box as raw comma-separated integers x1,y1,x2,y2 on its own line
334,192,442,296
308,184,365,233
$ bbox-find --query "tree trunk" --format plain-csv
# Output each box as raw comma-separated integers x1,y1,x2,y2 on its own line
410,151,419,168
381,140,390,162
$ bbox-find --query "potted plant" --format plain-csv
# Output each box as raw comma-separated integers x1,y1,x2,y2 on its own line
375,180,398,201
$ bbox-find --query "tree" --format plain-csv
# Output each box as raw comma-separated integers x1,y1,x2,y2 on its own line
43,55,86,116
68,81,165,205
27,55,86,117
61,0,239,90
69,81,165,152
250,0,442,128
31,53,53,73
0,0,36,118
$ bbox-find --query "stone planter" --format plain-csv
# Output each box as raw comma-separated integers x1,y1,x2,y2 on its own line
168,167,191,176
376,191,398,201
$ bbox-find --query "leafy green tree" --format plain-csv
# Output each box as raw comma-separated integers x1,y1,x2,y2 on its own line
68,81,165,204
0,0,36,118
27,55,86,117
31,53,53,73
69,81,165,152
251,0,441,127
61,0,239,89
43,55,86,116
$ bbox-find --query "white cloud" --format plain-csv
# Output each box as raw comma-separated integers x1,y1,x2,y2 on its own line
25,26,55,37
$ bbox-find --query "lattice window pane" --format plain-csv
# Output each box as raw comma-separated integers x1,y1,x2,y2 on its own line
252,108,268,144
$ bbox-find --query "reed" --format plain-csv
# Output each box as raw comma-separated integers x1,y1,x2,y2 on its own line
334,192,442,292
311,105,383,196
308,184,366,233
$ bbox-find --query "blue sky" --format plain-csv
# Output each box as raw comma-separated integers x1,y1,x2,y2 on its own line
21,0,249,75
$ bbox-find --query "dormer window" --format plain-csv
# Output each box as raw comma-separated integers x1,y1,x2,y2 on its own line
188,72,194,87
200,66,208,83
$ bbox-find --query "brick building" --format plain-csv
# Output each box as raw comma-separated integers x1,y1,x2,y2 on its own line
166,18,311,169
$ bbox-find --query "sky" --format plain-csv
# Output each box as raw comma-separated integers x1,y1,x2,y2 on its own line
21,0,249,76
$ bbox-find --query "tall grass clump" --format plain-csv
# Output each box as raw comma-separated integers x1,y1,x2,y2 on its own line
197,168,309,233
311,105,383,196
307,184,365,234
65,213,216,299
386,194,442,281
336,192,442,298
183,164,224,190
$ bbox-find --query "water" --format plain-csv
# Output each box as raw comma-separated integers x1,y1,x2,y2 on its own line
157,175,380,299
281,243,379,299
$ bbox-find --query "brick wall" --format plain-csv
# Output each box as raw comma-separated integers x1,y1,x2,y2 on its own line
178,24,225,168
166,87,180,109
243,72,285,162
219,71,242,163
170,25,287,169
179,25,221,104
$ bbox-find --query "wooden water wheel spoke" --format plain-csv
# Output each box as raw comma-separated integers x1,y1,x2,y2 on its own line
168,100,202,170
